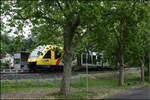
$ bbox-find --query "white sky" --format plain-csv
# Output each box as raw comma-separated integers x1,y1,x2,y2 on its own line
1,15,31,38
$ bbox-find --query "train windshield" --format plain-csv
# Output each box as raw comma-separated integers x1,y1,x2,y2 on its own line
29,46,45,58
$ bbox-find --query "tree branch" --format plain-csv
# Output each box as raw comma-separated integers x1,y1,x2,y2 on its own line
64,15,80,45
14,11,62,26
56,0,67,18
71,16,80,34
14,12,31,21
40,16,62,25
114,30,121,48
72,25,92,48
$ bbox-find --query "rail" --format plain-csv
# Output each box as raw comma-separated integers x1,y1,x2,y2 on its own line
0,69,29,73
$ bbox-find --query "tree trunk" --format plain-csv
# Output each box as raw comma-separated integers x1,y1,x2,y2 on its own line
119,54,124,86
141,63,145,82
119,66,124,86
59,13,80,96
60,23,74,96
60,47,73,96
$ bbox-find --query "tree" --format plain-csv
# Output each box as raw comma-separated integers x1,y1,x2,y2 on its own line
126,2,149,82
1,0,103,95
1,33,11,57
1,33,37,56
126,30,149,82
89,1,149,85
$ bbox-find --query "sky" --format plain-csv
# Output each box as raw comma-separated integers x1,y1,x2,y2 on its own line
1,14,31,38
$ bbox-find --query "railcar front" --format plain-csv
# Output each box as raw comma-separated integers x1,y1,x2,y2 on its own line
27,45,63,72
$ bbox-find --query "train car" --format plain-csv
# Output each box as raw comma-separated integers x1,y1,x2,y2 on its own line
27,45,64,72
77,52,109,70
27,45,109,72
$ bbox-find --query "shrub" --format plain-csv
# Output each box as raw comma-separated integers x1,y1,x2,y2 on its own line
0,60,11,69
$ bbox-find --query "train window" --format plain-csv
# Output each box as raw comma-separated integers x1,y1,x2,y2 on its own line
43,50,51,58
82,54,92,64
83,54,86,64
30,46,45,58
55,50,61,59
88,55,92,64
93,55,96,64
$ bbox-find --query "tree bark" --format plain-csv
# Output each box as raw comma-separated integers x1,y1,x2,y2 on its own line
141,63,145,82
140,58,145,82
60,22,74,96
119,67,124,86
59,9,81,95
60,47,73,95
119,53,124,86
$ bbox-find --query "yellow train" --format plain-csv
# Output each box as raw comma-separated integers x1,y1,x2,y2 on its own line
27,45,63,72
28,45,110,72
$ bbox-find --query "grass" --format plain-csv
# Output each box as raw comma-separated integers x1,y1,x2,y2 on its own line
1,79,60,92
1,71,149,99
70,78,119,88
43,91,97,99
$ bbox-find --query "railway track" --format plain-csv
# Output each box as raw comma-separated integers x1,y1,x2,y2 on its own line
1,70,113,80
1,68,139,80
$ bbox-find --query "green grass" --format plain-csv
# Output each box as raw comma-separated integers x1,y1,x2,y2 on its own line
70,78,118,88
1,79,60,92
1,71,149,99
70,77,148,89
1,84,58,92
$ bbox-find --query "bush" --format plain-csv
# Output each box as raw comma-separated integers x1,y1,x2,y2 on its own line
144,64,149,81
0,60,11,69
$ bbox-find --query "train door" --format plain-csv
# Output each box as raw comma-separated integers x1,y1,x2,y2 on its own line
37,50,52,65
53,50,62,65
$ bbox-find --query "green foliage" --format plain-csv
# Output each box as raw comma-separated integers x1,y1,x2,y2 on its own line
1,33,37,56
1,0,105,55
0,60,11,69
145,63,149,79
88,1,149,69
1,33,12,57
31,24,63,45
